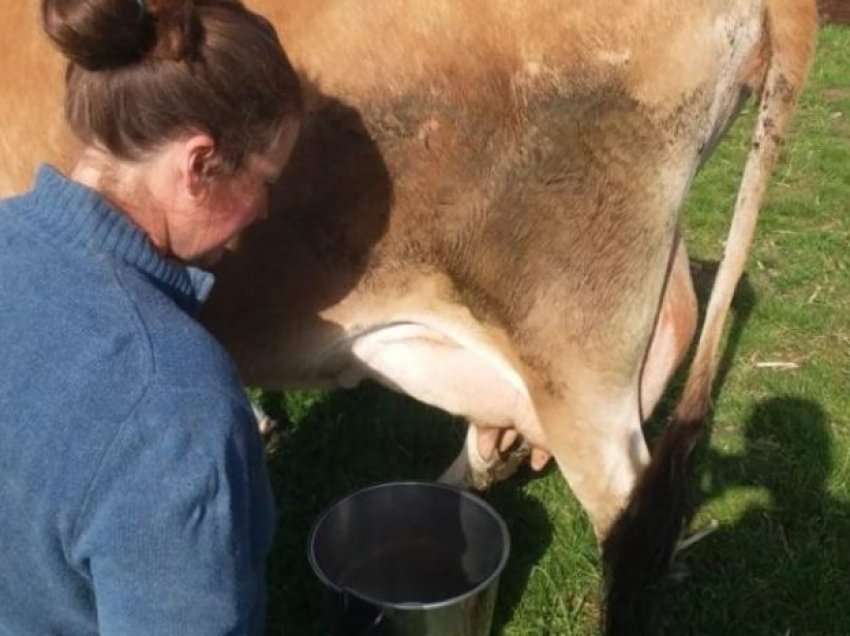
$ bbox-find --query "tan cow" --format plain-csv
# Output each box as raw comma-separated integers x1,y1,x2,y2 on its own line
0,1,817,632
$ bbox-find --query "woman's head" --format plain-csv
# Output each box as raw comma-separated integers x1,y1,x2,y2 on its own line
41,0,303,264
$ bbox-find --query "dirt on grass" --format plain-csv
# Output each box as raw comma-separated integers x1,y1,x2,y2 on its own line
822,87,850,102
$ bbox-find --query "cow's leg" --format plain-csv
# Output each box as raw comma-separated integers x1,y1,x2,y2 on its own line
533,266,698,538
538,380,648,539
639,238,698,418
448,237,696,492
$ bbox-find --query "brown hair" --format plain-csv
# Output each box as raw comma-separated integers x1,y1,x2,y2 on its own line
41,0,302,173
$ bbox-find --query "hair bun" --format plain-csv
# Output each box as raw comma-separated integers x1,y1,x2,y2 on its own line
41,0,195,71
144,0,194,62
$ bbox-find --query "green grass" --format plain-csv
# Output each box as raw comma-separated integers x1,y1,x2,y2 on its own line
258,27,850,635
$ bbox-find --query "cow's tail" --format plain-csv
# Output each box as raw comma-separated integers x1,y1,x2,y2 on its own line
601,2,818,634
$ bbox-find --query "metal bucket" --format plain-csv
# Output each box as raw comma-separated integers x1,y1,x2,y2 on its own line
308,481,510,636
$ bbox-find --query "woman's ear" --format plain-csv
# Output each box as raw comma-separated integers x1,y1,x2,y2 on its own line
183,133,217,200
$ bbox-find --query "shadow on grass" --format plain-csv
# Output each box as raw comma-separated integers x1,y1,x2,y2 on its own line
659,397,849,635
647,260,844,633
259,382,553,635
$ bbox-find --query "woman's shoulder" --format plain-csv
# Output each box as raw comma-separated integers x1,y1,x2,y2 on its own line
110,263,245,396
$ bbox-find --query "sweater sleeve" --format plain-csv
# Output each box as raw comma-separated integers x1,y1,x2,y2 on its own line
69,386,276,636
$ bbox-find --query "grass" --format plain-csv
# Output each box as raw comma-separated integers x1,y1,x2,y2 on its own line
258,26,850,635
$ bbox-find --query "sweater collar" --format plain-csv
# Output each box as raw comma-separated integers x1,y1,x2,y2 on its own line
21,164,215,309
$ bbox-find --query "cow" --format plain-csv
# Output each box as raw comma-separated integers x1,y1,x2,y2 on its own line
0,0,817,632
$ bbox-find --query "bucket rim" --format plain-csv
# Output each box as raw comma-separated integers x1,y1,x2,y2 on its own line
307,480,511,611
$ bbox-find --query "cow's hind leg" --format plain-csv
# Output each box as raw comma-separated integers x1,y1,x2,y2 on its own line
603,4,818,632
640,237,698,419
538,378,649,539
444,237,696,494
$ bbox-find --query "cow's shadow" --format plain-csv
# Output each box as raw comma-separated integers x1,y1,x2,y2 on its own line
657,397,850,635
260,383,553,635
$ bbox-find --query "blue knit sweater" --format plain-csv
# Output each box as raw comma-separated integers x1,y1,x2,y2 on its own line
0,166,275,635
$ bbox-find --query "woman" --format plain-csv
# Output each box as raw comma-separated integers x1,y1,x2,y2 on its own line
0,0,301,634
